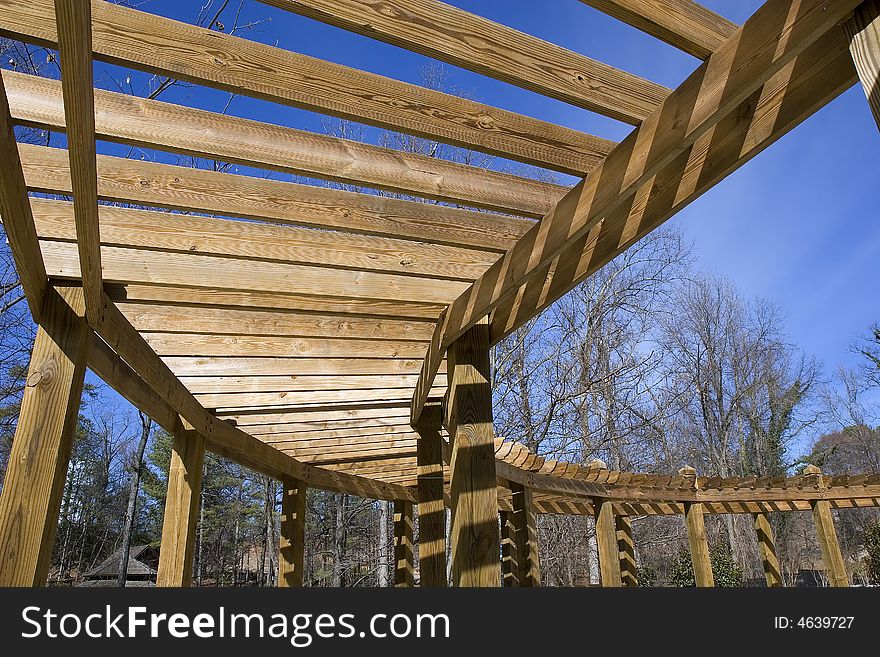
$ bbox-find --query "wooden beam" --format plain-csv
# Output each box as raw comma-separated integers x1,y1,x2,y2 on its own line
0,0,614,175
681,466,713,587
579,0,737,59
0,282,87,586
415,404,447,587
21,151,536,254
0,70,46,321
156,419,204,587
411,0,862,423
844,0,880,129
279,477,306,587
500,511,518,586
804,465,849,587
263,0,670,123
753,512,782,588
200,387,446,412
6,74,563,220
393,500,414,587
165,357,443,378
52,0,102,321
616,515,638,587
446,318,500,587
594,498,622,587
510,482,541,586
182,375,422,395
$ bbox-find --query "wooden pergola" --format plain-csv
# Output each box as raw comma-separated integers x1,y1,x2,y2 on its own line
0,0,877,587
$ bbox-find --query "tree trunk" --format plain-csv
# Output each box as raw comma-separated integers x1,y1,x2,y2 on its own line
118,414,152,587
377,500,389,587
332,494,346,586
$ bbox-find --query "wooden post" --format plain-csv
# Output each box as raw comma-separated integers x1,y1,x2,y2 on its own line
279,476,306,587
156,419,205,587
753,512,782,588
499,511,518,586
804,465,849,587
446,318,500,587
393,500,414,587
0,283,87,586
616,515,638,587
594,498,622,587
680,466,714,587
415,403,446,587
844,0,880,130
510,482,541,586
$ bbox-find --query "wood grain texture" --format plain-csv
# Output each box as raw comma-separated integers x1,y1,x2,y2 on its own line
753,512,781,588
393,500,414,587
29,198,499,280
0,73,46,321
415,404,447,587
446,319,500,587
156,420,204,587
0,283,87,586
148,335,428,360
682,465,714,587
595,498,621,587
510,482,541,586
844,0,880,129
205,387,446,413
262,0,670,123
180,375,422,395
411,8,861,420
18,142,538,250
500,511,518,586
804,465,849,587
53,0,102,320
616,515,637,587
0,0,614,175
579,0,737,59
279,477,306,587
165,356,440,377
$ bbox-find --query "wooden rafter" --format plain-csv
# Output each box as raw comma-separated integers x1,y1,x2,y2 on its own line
411,0,862,424
262,0,671,123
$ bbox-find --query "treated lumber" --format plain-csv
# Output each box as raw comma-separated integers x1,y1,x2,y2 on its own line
180,374,422,395
500,511,518,586
279,477,307,587
18,149,536,254
29,198,499,280
393,500,414,587
844,0,880,129
616,515,637,587
39,241,469,306
120,304,435,340
6,75,562,220
156,420,204,587
52,0,102,321
164,356,442,378
207,387,446,413
0,0,614,175
0,71,46,321
229,405,413,427
411,0,862,423
594,498,622,587
446,319,500,587
264,0,670,123
150,335,428,360
579,0,737,59
804,465,849,587
681,467,713,587
753,513,782,588
510,482,541,586
258,423,416,444
416,404,447,587
0,283,87,586
242,414,412,435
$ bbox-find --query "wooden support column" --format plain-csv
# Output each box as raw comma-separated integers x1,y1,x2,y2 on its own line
446,318,500,587
415,403,446,587
616,515,638,587
753,512,782,588
680,466,714,587
804,465,849,587
0,283,87,586
594,498,622,587
499,511,518,586
393,500,414,587
156,419,205,587
844,0,880,130
510,482,541,586
279,477,306,587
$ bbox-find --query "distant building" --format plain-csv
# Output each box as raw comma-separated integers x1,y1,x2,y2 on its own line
78,545,159,587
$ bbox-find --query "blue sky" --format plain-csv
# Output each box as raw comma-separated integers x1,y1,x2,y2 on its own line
76,1,880,428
